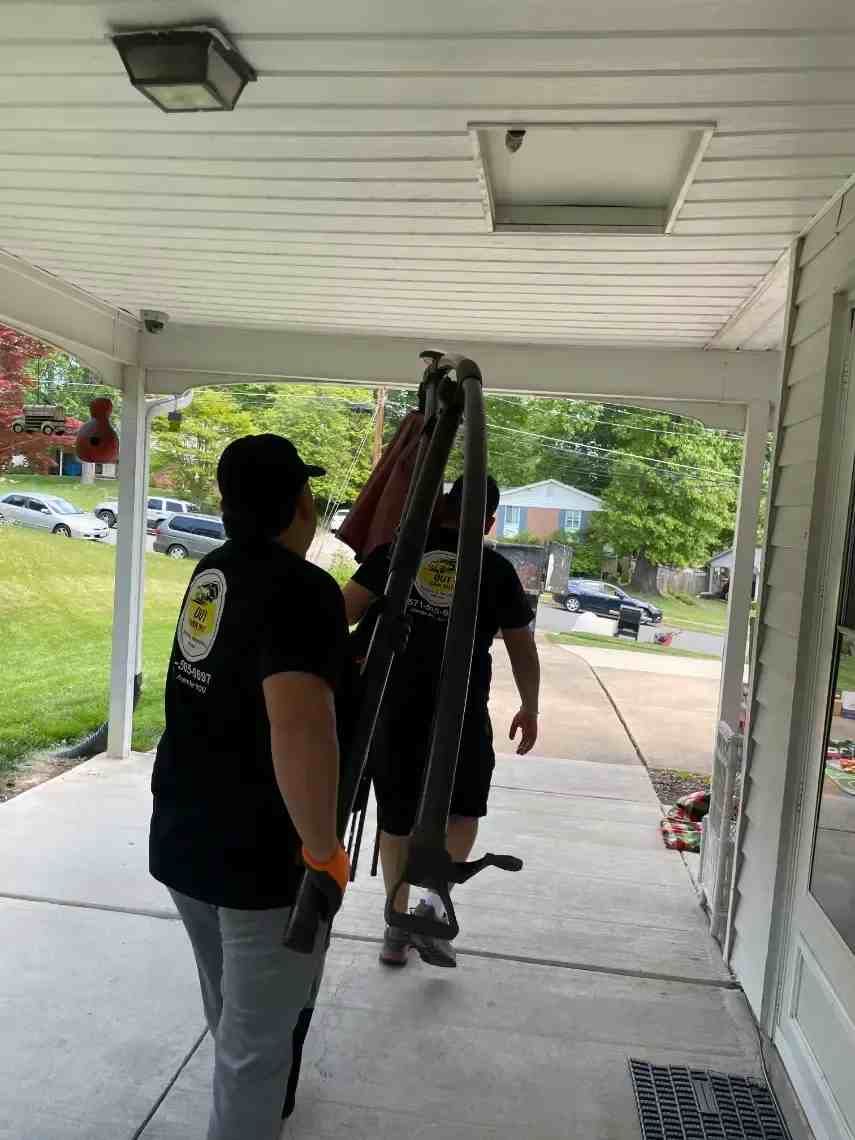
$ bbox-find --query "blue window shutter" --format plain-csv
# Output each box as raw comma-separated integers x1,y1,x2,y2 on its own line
496,505,506,537
519,507,528,533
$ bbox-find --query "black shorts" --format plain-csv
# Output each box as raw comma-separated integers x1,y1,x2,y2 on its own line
371,704,495,837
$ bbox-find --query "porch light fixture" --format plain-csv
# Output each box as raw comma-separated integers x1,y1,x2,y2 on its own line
112,26,257,113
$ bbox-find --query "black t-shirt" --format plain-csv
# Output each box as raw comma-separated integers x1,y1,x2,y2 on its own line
149,541,348,910
352,528,533,713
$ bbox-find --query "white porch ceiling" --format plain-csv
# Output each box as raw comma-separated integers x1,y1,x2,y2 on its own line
1,2,854,350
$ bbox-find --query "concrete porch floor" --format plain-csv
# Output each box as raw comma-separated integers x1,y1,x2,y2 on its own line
0,652,765,1140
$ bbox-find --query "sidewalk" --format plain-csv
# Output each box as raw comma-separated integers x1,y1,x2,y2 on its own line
0,723,765,1139
556,642,722,678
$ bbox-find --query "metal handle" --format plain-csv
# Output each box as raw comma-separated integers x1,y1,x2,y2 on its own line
283,878,329,954
385,847,523,941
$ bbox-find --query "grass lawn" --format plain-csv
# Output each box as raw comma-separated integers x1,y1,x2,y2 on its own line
836,652,855,693
548,631,719,661
633,591,727,636
0,525,188,770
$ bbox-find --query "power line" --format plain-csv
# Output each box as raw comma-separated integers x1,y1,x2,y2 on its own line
483,392,744,440
386,401,739,491
482,441,739,493
484,420,741,483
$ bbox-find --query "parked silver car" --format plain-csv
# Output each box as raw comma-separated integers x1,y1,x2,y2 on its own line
0,491,109,540
94,494,199,530
153,513,226,559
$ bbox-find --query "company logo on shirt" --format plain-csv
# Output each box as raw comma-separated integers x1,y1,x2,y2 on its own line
414,550,457,610
178,569,227,663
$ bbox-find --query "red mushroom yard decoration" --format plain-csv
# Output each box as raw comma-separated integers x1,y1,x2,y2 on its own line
75,397,120,463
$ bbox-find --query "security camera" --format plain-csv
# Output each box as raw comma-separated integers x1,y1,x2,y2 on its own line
505,129,526,154
141,309,170,334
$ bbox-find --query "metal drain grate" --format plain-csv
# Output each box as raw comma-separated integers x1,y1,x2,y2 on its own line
628,1059,792,1140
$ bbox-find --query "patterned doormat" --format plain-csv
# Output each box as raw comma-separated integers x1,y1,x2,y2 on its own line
628,1059,792,1139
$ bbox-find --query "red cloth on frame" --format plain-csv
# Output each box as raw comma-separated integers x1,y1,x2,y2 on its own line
336,410,426,562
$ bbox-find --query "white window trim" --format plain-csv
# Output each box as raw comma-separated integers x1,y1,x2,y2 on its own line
504,505,522,536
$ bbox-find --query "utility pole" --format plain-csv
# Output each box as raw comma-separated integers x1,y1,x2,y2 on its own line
372,386,387,467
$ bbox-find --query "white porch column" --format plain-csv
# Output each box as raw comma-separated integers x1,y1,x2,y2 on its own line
106,366,148,758
718,400,769,731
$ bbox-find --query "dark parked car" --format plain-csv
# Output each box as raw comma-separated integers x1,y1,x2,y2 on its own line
553,578,663,624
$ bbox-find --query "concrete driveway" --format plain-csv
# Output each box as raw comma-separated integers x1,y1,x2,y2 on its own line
490,638,638,764
588,667,718,776
492,636,717,775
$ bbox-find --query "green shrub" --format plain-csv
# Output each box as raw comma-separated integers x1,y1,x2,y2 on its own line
664,591,699,608
327,552,357,587
496,530,542,546
549,530,609,577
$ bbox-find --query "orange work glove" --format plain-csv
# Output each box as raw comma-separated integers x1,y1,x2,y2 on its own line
302,843,350,919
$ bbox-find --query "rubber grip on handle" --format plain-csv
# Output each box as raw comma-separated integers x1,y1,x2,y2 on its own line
282,879,324,954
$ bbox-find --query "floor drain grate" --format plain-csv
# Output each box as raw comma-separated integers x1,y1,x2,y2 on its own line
628,1059,792,1140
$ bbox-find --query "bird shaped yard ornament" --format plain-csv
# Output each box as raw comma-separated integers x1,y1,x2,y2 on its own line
75,397,120,463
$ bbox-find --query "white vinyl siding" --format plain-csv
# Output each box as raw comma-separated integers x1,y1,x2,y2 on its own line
730,184,855,1018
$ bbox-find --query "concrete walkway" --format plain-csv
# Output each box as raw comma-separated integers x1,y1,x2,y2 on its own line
558,642,722,679
548,645,719,775
492,640,716,774
594,669,720,777
490,639,638,763
0,697,766,1140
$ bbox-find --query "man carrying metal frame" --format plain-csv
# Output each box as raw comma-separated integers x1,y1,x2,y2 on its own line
343,474,541,968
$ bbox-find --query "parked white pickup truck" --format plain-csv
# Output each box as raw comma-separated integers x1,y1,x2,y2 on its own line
93,494,199,530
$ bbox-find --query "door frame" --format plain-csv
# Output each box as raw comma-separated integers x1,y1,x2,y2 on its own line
773,291,855,1140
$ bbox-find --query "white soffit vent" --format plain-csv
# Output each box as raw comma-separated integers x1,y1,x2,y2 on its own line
471,122,715,235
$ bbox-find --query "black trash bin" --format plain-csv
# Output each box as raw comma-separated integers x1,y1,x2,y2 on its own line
615,604,642,641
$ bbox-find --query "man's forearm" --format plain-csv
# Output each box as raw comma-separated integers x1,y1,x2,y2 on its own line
506,632,540,712
271,720,339,861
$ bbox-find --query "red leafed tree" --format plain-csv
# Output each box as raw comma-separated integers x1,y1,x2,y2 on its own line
0,324,54,471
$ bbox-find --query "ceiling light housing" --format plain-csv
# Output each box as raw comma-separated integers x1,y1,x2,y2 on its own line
112,25,257,113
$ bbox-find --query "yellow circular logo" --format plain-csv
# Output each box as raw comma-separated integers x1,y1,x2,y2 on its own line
178,569,227,662
414,550,457,609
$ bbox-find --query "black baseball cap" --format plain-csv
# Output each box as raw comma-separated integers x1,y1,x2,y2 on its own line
217,434,324,536
446,474,500,518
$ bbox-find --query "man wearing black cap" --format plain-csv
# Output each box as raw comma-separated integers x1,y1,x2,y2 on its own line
343,475,540,969
149,434,349,1140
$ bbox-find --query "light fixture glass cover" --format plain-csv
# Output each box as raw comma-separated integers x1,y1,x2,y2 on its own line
112,27,256,113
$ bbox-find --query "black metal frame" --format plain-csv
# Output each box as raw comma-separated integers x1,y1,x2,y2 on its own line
283,351,521,953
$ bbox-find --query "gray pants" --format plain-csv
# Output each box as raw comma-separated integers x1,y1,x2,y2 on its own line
170,889,327,1140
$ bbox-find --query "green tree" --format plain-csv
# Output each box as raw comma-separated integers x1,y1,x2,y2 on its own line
549,529,609,577
151,389,255,511
25,350,120,424
590,412,743,595
260,384,377,508
442,394,619,493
